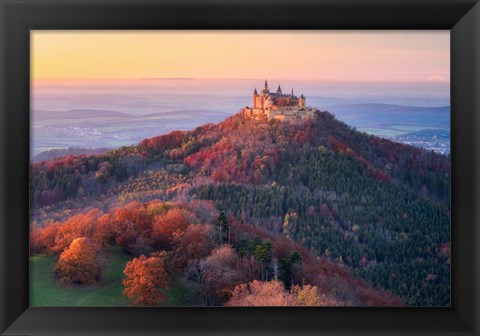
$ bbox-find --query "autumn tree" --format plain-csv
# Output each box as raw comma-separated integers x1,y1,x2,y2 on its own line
123,251,170,306
187,245,239,306
30,221,61,254
53,237,103,285
227,280,341,307
107,202,155,254
30,226,44,255
282,212,298,239
113,219,141,254
51,209,102,253
226,280,293,306
151,208,190,249
291,284,342,306
92,213,115,247
173,224,216,269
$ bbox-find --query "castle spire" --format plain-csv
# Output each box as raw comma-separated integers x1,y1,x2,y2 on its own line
291,88,294,96
264,79,269,91
277,85,282,95
253,88,258,95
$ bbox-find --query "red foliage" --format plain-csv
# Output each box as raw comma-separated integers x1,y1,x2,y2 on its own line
151,208,190,249
30,221,62,254
173,224,216,269
293,130,309,144
184,141,234,170
329,136,393,184
139,130,184,152
109,202,154,254
51,209,102,253
328,136,349,152
92,214,114,247
111,202,152,233
374,169,393,183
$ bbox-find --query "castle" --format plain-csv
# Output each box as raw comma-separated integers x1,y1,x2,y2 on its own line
243,79,317,123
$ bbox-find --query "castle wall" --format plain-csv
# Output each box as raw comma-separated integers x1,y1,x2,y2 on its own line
246,83,315,123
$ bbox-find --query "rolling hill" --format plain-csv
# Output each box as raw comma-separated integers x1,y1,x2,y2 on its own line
325,103,449,129
30,109,450,306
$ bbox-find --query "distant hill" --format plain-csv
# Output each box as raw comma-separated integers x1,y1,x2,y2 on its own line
33,109,132,120
396,129,450,141
325,103,449,129
30,110,450,306
31,147,111,163
141,109,228,118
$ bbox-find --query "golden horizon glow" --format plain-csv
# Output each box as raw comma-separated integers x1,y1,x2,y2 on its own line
31,31,449,83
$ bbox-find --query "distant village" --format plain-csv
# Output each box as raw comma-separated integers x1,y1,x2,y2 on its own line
394,136,450,155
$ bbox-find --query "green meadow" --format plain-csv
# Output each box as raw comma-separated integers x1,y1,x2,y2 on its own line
358,125,447,138
30,247,133,307
30,247,201,306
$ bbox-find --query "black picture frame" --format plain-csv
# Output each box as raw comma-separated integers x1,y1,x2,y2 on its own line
1,0,479,335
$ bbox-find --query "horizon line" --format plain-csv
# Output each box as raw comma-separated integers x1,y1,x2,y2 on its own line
31,78,450,84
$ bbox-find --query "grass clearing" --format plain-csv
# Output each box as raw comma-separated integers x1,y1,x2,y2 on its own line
30,247,133,306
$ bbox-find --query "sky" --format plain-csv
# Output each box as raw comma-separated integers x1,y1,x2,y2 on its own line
31,30,449,83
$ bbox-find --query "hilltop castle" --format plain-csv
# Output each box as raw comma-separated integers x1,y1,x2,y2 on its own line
243,79,317,123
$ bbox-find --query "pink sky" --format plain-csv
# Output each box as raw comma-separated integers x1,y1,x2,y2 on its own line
31,30,449,83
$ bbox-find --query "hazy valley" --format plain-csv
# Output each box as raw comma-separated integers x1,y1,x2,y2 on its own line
32,80,450,159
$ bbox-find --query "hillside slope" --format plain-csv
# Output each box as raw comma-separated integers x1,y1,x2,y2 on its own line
30,110,450,306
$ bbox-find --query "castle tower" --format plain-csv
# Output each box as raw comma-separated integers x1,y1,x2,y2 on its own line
245,81,317,122
299,94,305,107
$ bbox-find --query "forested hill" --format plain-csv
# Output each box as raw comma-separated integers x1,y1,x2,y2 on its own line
30,110,451,306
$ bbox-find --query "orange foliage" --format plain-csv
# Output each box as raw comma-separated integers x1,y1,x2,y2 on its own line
151,208,190,248
53,237,103,285
291,284,343,306
227,280,345,306
111,202,151,233
173,224,216,269
92,214,114,247
227,280,293,306
109,202,153,253
122,252,170,305
51,209,102,253
30,221,61,254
